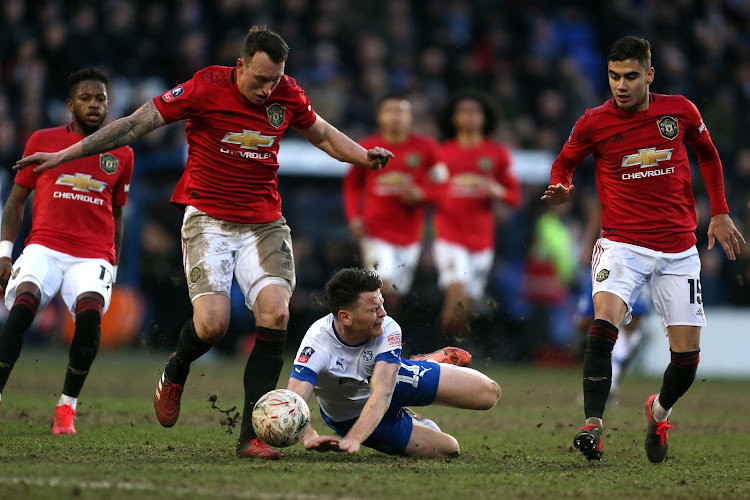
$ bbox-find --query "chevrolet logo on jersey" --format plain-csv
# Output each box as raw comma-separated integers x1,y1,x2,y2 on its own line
221,130,276,150
621,148,673,168
55,173,107,192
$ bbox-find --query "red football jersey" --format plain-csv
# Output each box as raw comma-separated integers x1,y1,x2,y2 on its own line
550,93,729,253
153,66,317,223
16,124,134,264
343,132,443,246
433,139,520,252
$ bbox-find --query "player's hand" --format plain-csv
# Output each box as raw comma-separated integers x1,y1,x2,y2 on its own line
400,184,425,205
707,213,745,260
366,147,394,171
302,434,343,452
336,437,361,454
541,183,575,205
485,179,507,200
14,152,63,173
0,258,11,296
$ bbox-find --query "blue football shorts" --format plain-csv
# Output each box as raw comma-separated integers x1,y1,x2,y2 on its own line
320,359,441,455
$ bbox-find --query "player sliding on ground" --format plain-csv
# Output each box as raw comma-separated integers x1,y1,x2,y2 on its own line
286,267,500,457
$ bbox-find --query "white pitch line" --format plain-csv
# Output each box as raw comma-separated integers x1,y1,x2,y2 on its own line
0,476,360,500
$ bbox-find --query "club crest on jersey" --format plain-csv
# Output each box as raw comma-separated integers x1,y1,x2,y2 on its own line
406,153,421,168
99,153,119,174
657,116,679,140
189,266,202,284
266,103,286,129
596,269,610,282
362,350,373,363
478,157,494,172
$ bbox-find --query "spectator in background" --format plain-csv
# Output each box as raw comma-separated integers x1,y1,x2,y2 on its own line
0,68,133,435
344,94,446,313
433,91,521,340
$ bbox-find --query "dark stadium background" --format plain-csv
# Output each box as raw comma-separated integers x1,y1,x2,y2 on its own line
1,0,748,366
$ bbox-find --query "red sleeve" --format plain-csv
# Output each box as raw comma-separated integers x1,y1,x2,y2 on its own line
112,147,134,207
152,78,199,124
343,165,367,222
683,98,729,216
287,79,317,130
15,131,42,189
550,114,594,186
495,146,521,208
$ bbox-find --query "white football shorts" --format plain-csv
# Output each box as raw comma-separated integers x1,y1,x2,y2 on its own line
591,238,705,330
433,239,493,301
360,237,422,296
181,206,296,309
5,243,114,318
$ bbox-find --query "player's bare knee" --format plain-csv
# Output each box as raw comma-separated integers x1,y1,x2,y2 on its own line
255,304,290,329
485,379,501,409
472,378,500,410
193,316,229,343
439,434,460,457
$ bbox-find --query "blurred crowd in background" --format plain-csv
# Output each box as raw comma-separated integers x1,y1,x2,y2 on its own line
1,0,749,362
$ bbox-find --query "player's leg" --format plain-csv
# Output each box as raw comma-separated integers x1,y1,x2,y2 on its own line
404,422,460,457
235,284,290,459
53,258,114,435
433,240,472,336
574,238,646,460
0,282,42,402
321,405,459,457
361,238,401,310
609,315,644,404
0,245,60,405
155,207,234,427
234,217,295,459
430,363,501,410
644,248,704,463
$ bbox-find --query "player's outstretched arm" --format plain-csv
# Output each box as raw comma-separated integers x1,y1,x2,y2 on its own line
287,377,342,452
337,360,399,454
541,183,575,205
14,101,167,173
707,213,746,260
296,114,393,172
0,184,32,293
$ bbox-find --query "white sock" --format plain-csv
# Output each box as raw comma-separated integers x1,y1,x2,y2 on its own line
58,394,77,411
585,417,602,430
652,395,671,422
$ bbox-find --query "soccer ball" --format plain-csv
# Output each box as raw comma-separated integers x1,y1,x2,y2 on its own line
251,389,310,448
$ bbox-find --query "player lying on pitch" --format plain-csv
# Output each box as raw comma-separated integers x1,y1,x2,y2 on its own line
286,267,500,457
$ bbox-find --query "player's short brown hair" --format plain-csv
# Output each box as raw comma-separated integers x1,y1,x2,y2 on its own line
241,26,289,63
325,268,383,315
608,36,651,69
